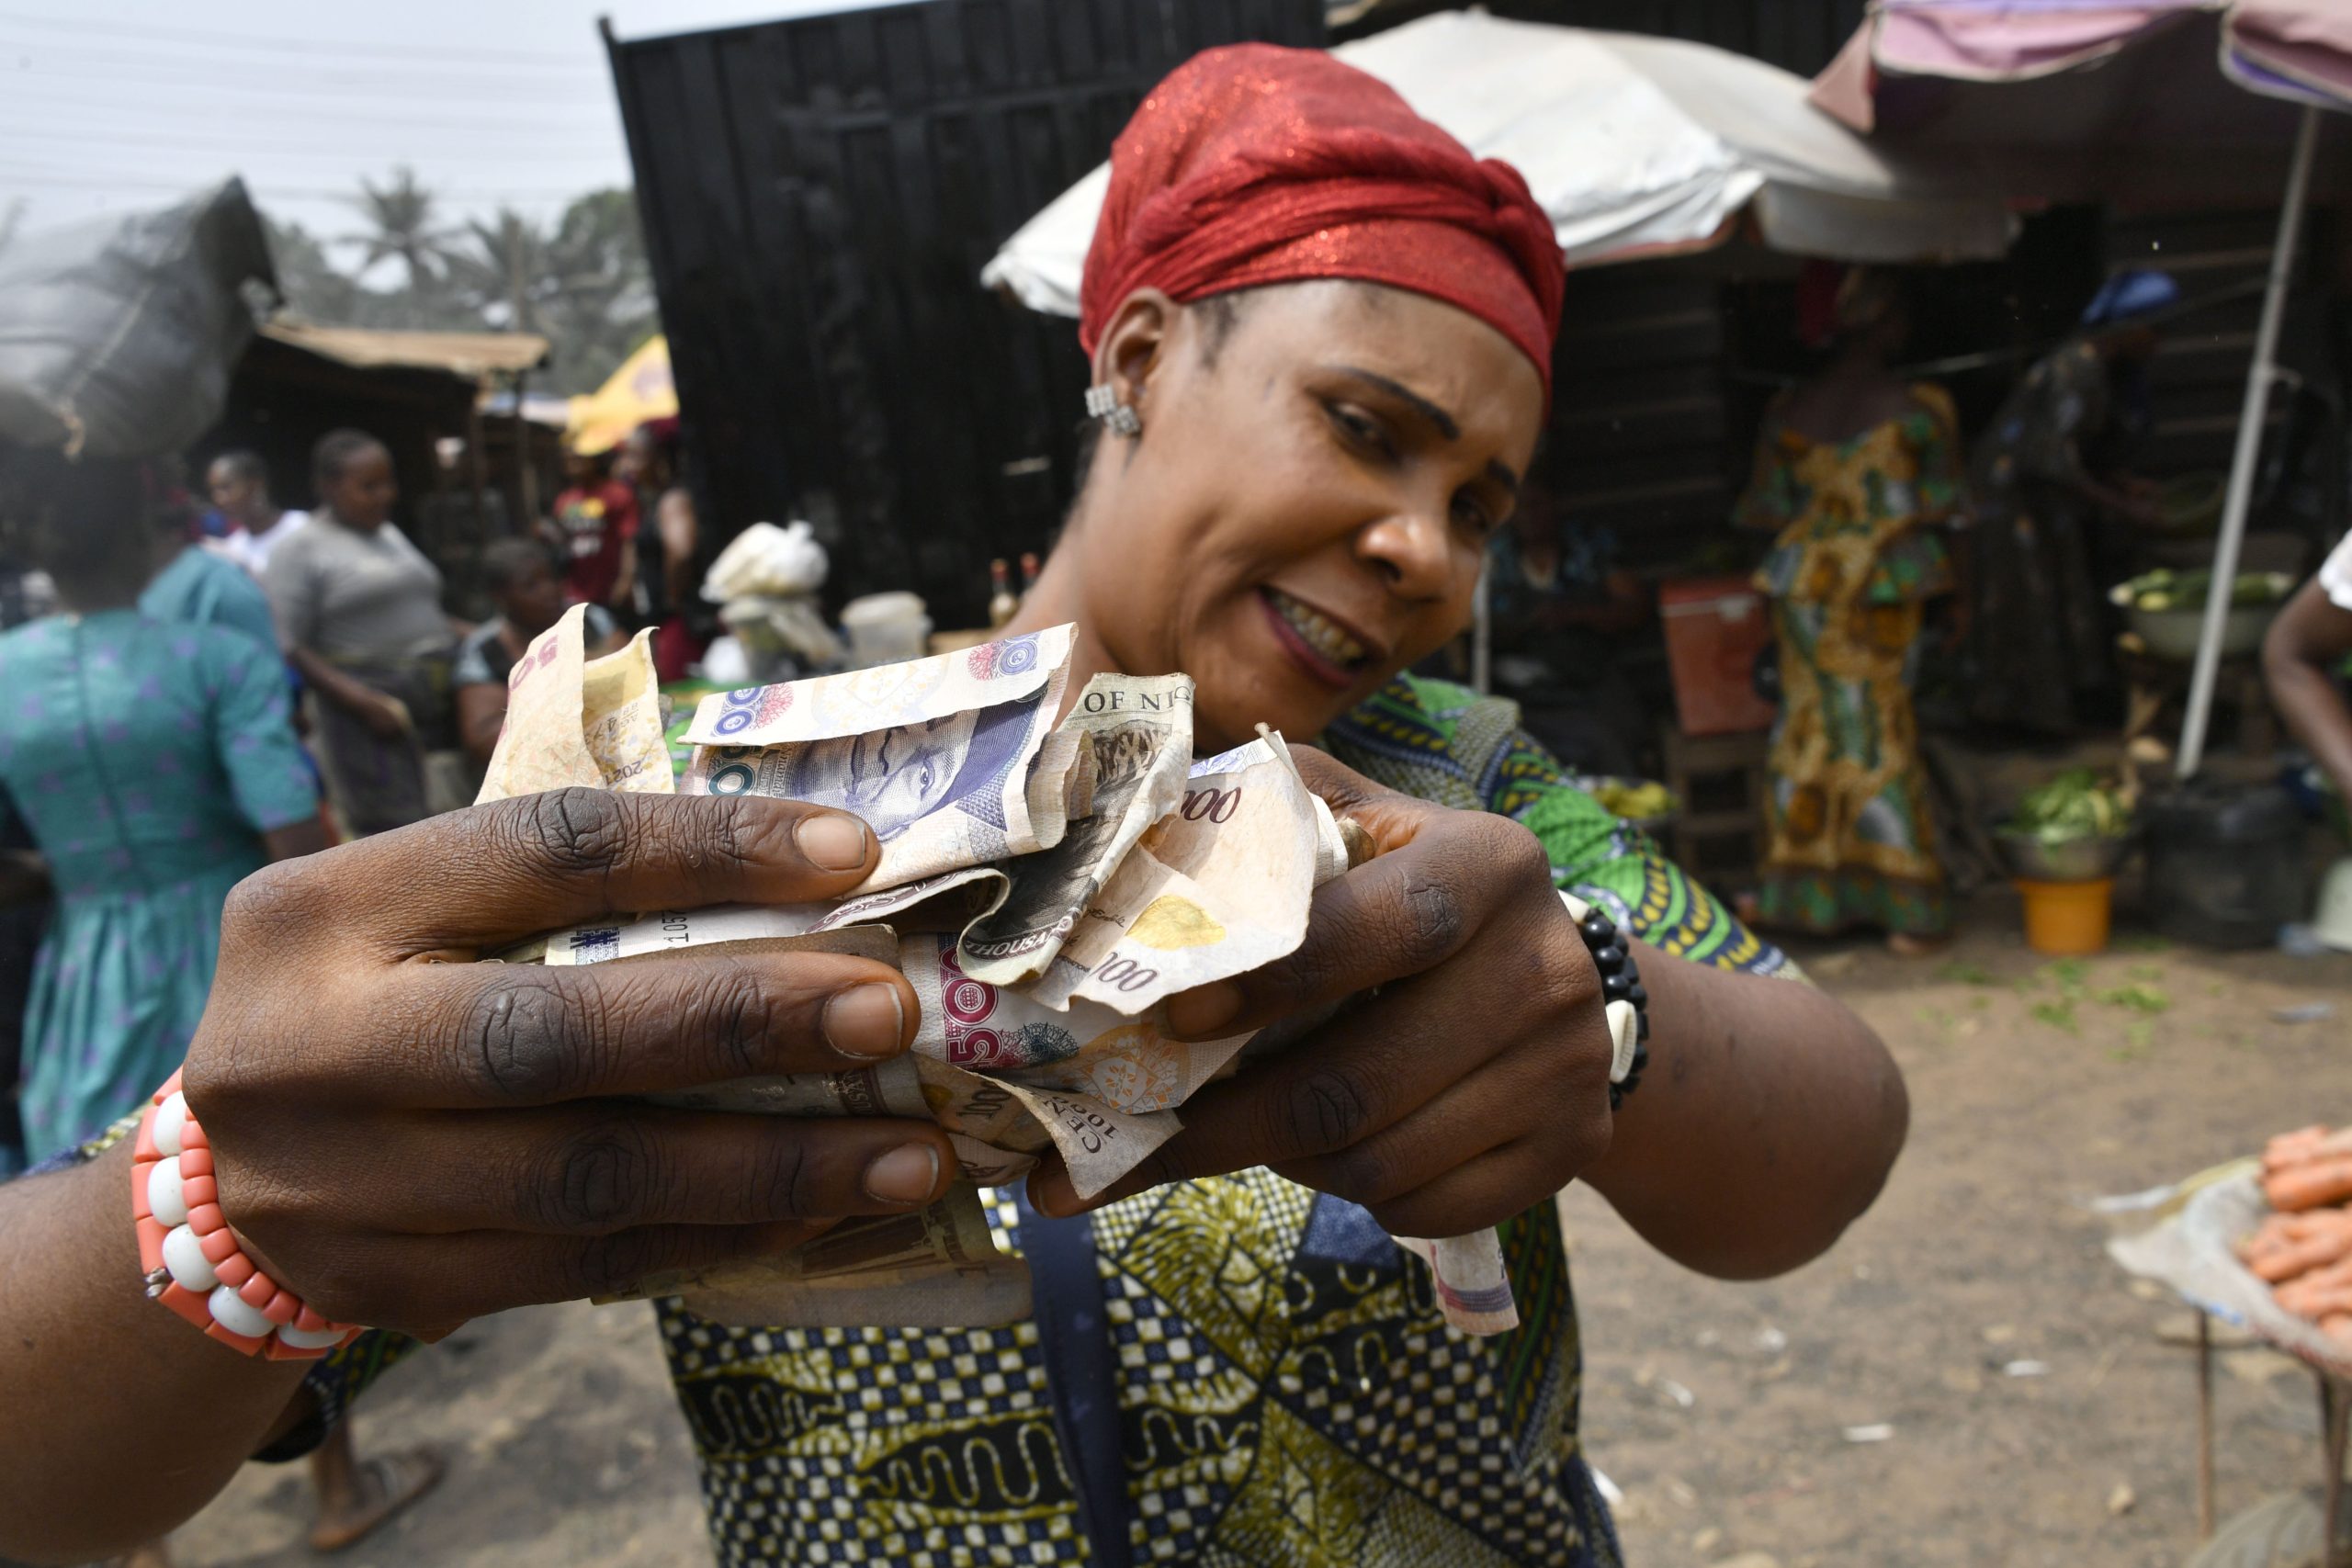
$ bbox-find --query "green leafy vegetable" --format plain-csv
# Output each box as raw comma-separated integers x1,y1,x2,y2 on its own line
2004,769,2130,846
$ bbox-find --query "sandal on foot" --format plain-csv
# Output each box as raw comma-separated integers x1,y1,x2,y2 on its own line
309,1448,445,1552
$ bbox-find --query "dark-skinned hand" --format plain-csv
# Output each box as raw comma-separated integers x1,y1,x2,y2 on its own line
182,789,956,1340
1030,746,1616,1237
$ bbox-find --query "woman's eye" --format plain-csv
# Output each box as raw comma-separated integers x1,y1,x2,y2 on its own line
1453,495,1497,536
1324,402,1394,458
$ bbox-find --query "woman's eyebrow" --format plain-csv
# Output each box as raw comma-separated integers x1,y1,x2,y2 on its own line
1329,366,1460,442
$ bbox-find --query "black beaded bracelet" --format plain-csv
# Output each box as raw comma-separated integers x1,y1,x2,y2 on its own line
1562,893,1649,1110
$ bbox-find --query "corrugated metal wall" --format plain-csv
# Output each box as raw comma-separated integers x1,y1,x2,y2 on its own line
607,0,1325,626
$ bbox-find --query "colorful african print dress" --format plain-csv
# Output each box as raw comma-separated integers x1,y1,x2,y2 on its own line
1737,387,1962,939
34,673,1791,1566
642,673,1791,1567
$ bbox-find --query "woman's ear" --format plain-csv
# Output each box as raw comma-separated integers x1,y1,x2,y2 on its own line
1091,288,1176,423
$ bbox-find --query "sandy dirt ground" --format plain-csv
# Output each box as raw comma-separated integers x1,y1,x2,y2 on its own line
168,906,2352,1568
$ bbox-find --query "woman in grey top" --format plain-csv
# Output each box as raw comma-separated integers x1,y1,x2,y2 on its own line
264,429,455,836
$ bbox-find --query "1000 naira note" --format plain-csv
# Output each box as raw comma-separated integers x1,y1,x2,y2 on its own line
681,626,1081,896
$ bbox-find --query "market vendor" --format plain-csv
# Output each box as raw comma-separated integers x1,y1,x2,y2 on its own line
1964,269,2175,734
453,538,625,768
0,46,1906,1568
2264,528,2352,805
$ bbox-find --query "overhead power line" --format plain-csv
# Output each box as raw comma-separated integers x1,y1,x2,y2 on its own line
0,124,626,160
0,8,596,69
0,167,601,203
0,81,627,132
3,59,616,106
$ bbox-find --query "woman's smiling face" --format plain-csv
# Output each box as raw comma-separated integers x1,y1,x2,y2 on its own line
1071,280,1545,752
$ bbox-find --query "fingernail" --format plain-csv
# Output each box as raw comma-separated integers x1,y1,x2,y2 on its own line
865,1143,940,1204
1030,1172,1080,1219
1165,982,1243,1039
824,985,904,1059
797,813,873,872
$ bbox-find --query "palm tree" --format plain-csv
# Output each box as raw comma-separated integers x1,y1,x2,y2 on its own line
447,207,553,333
343,166,456,292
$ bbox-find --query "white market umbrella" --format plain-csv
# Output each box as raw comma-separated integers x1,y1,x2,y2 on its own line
1812,1,2352,778
980,10,2017,319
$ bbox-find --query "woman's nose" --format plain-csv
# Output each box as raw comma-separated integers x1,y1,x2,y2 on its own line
1355,507,1456,602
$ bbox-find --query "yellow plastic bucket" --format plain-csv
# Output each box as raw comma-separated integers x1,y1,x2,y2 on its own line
2016,877,2114,956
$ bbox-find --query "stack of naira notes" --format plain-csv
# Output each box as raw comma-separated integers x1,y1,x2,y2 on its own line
474,604,1517,1336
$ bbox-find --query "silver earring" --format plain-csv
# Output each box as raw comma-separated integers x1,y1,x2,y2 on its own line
1084,383,1142,438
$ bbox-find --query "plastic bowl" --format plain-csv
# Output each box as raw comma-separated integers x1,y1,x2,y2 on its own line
2110,574,2291,662
1991,827,2136,884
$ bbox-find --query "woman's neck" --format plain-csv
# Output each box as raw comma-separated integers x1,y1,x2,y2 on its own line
1001,546,1117,727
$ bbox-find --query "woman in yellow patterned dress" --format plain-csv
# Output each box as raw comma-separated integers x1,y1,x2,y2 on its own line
1736,271,1963,951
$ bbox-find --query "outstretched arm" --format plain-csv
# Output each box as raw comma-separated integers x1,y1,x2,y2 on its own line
2265,576,2352,805
0,1146,313,1562
1584,950,1905,1278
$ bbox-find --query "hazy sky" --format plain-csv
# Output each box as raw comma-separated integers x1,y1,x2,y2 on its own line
0,1,892,262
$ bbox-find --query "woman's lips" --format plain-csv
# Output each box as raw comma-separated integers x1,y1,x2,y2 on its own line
1257,588,1365,691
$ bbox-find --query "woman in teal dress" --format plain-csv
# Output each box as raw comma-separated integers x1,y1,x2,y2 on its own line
0,453,323,1160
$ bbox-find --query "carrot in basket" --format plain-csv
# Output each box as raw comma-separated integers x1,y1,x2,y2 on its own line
2251,1226,2352,1283
2269,1127,2352,1174
2267,1125,2335,1170
2242,1212,2343,1257
2278,1280,2352,1320
2264,1158,2352,1213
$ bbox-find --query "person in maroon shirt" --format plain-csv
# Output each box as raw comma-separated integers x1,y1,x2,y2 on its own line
545,447,639,612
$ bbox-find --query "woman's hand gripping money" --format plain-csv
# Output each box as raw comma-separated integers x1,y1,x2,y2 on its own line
1032,747,1617,1237
178,790,957,1338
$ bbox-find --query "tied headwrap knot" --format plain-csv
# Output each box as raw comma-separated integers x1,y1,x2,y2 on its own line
1080,45,1565,401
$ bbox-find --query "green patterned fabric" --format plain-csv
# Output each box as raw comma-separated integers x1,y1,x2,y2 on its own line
1322,673,1798,978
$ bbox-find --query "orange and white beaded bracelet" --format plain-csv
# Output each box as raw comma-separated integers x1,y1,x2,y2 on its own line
130,1069,362,1359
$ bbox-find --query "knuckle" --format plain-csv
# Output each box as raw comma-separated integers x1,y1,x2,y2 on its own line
571,1226,679,1298
539,1117,662,1232
464,969,600,1101
683,960,780,1079
747,1134,820,1219
1278,1067,1374,1156
219,860,322,955
514,787,632,882
1393,871,1467,965
1320,1141,1405,1206
695,793,792,875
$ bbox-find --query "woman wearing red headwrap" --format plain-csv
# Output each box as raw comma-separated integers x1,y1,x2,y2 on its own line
2,46,1902,1568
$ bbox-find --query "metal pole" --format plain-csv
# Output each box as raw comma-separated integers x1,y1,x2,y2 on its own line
2177,104,2323,779
514,369,538,530
2197,1311,2215,1540
2324,1372,2349,1568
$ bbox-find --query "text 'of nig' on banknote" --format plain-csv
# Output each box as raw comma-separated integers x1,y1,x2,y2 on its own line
678,625,1084,896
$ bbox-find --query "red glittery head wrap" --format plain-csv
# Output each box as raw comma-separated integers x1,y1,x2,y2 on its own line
1080,44,1566,399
